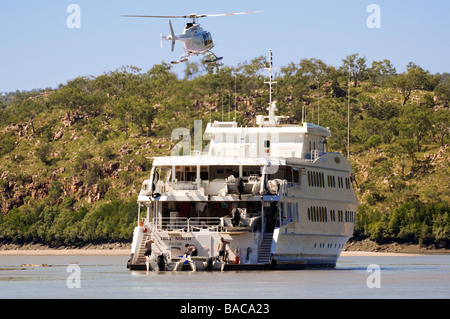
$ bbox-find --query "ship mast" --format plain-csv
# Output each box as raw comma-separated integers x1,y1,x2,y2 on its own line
264,49,278,125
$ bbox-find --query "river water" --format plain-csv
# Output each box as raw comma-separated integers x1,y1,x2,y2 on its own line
0,254,449,300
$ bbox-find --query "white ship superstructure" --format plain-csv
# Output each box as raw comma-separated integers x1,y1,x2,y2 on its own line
127,51,358,271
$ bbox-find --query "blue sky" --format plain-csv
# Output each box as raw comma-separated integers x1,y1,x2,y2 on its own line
1,0,449,92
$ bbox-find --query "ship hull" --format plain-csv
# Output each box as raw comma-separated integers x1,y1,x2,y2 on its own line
127,229,351,271
271,232,351,269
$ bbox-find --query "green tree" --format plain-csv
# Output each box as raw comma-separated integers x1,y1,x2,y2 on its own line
433,108,450,146
369,59,396,86
50,82,81,121
299,58,328,124
36,143,53,165
394,62,436,105
435,73,450,107
399,104,433,153
341,53,367,87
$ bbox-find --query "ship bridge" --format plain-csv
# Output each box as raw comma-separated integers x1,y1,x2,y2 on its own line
205,121,331,160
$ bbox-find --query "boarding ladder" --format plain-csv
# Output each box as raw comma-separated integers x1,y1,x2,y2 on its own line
136,238,149,264
257,233,273,264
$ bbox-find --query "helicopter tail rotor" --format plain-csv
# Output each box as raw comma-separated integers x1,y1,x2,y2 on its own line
168,20,176,52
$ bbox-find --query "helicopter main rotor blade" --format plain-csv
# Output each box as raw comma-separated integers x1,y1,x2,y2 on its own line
121,11,263,19
197,11,263,18
121,15,188,18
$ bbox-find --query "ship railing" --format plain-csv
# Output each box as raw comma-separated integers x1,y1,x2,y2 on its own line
189,217,222,232
311,149,320,161
151,217,222,232
277,217,294,227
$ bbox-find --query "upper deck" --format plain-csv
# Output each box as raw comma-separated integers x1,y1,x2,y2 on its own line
205,120,331,160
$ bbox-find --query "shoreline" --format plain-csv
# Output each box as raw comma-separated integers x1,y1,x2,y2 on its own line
0,243,132,256
0,240,448,257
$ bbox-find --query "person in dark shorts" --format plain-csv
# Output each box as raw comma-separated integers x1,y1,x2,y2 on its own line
144,237,154,263
217,237,230,262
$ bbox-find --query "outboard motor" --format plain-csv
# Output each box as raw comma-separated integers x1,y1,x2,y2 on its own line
205,257,214,271
156,255,166,271
126,253,134,269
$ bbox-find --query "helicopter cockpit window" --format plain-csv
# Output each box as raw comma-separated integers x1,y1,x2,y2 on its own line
203,32,212,46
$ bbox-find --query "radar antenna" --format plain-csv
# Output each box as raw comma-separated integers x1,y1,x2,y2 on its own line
256,50,288,127
264,49,277,125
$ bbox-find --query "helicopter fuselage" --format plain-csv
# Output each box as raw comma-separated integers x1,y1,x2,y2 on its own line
176,23,213,54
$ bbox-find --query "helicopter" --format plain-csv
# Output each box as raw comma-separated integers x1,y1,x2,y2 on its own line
121,11,262,64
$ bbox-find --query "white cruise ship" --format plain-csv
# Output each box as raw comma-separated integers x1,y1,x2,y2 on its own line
127,51,358,271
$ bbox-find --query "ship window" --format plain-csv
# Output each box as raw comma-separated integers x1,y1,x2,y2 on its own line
338,176,343,188
293,169,299,184
337,210,343,222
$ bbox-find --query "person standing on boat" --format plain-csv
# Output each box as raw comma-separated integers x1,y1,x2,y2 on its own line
218,237,230,262
185,244,198,257
144,237,154,263
231,208,241,227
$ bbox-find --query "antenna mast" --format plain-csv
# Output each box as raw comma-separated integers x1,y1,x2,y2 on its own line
347,65,350,158
264,49,278,124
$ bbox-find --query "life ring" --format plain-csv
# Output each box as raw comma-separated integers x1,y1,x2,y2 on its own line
139,220,143,227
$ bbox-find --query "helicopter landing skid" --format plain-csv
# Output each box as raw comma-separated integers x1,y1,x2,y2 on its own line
205,56,223,63
204,52,223,63
171,54,189,64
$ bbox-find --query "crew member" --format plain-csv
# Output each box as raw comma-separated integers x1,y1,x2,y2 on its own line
218,237,230,262
144,237,154,262
185,244,198,257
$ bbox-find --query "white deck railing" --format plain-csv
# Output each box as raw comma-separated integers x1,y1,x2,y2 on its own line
151,216,222,232
148,216,263,233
